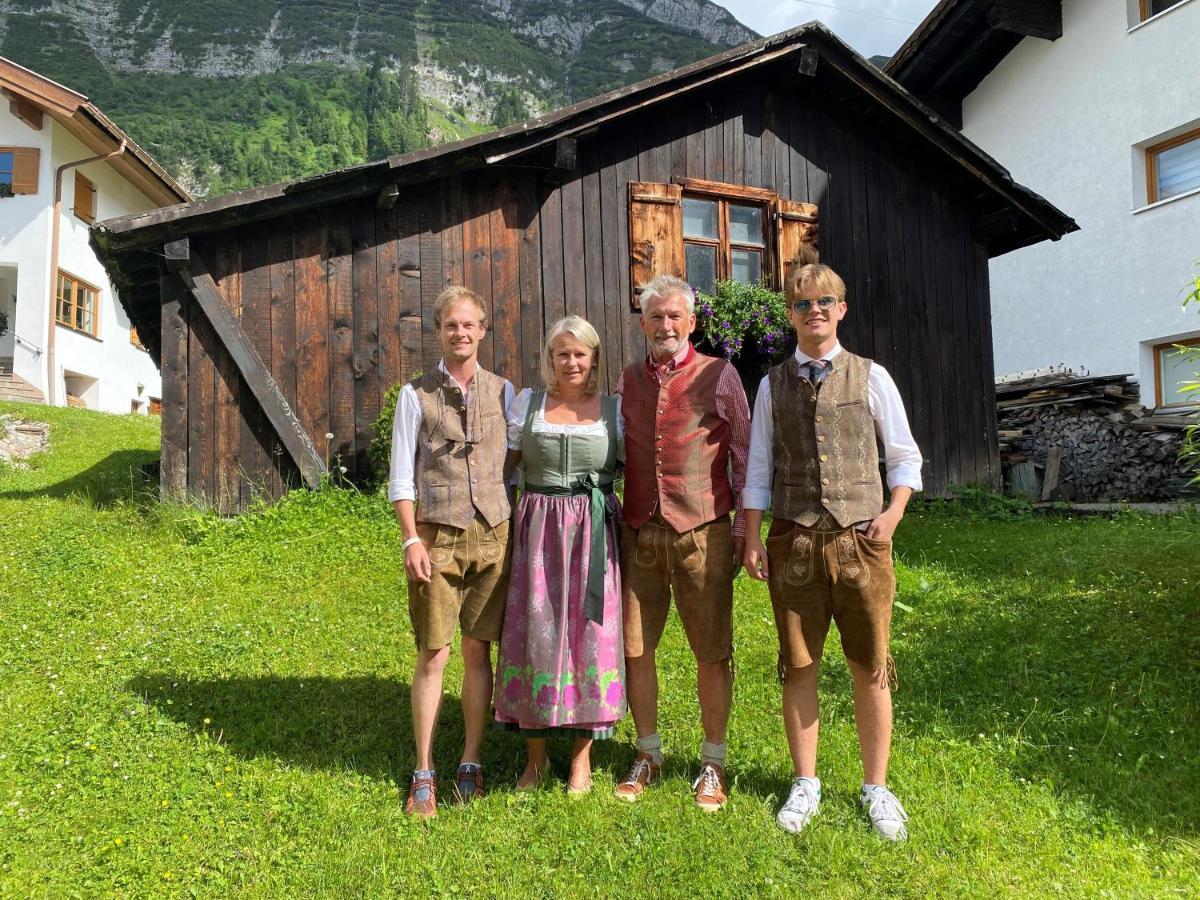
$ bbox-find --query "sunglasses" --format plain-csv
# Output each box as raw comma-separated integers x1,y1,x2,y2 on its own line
791,296,841,313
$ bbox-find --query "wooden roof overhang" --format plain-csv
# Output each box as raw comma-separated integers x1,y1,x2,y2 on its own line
884,1,1063,128
1,56,191,207
91,21,1077,367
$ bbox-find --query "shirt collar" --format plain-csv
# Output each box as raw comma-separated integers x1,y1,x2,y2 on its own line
437,358,476,391
793,343,842,366
646,342,694,373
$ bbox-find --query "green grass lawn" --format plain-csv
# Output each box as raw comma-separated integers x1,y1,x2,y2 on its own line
1,400,1198,897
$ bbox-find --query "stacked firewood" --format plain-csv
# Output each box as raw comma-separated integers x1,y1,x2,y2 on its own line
995,369,1197,501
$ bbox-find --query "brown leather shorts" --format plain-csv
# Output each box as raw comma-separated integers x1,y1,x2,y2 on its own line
765,516,895,673
620,513,735,664
408,515,511,650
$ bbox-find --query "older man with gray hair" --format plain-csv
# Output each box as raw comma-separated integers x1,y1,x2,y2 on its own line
613,274,751,811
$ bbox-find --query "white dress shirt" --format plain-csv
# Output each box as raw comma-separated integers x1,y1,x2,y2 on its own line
743,343,923,511
386,360,515,503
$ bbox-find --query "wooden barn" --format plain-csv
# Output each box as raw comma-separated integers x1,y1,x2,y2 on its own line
92,23,1076,514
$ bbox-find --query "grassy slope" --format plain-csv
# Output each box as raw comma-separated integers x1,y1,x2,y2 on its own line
0,401,1197,896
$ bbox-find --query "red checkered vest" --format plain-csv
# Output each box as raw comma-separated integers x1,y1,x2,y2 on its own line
621,349,734,532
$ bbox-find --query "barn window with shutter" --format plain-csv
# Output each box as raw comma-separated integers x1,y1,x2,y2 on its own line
629,177,818,308
0,146,40,197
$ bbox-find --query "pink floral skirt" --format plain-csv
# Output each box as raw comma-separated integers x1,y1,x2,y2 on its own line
493,491,626,738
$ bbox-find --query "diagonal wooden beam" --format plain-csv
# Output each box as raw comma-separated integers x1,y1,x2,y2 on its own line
164,238,327,489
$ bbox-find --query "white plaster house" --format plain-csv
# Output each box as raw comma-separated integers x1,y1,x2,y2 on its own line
0,57,189,413
888,0,1200,408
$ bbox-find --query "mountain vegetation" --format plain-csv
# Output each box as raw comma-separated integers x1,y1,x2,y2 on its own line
1,0,755,196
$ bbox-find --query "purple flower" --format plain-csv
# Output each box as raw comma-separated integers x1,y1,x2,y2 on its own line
605,681,624,707
535,684,558,707
505,678,523,705
561,684,581,709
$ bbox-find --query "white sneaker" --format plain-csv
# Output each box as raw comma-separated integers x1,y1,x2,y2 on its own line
860,785,909,841
776,777,821,833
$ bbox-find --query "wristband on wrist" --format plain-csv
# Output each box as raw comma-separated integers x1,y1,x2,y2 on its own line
402,536,423,551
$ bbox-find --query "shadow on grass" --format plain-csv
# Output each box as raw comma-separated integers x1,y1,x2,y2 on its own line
0,449,159,507
126,673,786,800
891,523,1198,837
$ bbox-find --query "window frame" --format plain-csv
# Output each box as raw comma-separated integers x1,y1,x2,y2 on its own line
55,269,102,338
678,178,776,292
0,149,13,198
1153,336,1200,407
73,171,96,224
1145,127,1200,204
1139,0,1188,22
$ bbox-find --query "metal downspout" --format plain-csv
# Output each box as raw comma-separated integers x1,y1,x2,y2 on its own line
46,138,127,405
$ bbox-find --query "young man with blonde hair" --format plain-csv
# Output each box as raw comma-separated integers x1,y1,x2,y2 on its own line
614,274,751,811
742,263,923,840
388,285,514,817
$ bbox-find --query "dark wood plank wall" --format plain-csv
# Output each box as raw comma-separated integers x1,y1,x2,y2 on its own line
163,74,1002,510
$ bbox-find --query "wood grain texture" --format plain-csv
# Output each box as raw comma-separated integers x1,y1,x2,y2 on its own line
293,209,331,463
211,237,242,514
489,176,522,384
159,271,188,501
269,221,297,494
463,174,495,370
352,204,380,475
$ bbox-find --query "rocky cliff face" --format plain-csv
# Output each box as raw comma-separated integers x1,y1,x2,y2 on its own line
0,0,758,194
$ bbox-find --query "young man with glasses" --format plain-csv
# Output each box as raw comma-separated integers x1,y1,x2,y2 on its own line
742,263,923,840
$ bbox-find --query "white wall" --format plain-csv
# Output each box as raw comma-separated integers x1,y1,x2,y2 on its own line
0,103,163,413
0,104,53,388
962,0,1200,405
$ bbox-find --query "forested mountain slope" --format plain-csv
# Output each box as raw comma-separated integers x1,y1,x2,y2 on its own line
1,0,755,195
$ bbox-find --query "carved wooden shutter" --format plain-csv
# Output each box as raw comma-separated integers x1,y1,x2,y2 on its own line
775,198,820,291
628,181,683,309
11,147,40,195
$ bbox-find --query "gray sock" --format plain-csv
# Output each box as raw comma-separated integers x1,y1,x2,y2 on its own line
701,740,726,768
635,732,664,767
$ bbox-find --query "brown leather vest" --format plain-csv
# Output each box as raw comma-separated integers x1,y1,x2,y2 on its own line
412,367,510,530
621,349,735,532
768,351,883,528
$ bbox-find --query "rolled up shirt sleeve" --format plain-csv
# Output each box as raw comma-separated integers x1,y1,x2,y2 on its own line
743,374,775,511
507,387,533,449
867,364,924,493
386,384,423,503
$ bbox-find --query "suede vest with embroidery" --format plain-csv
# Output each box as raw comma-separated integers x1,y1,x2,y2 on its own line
412,367,510,530
621,350,734,532
768,351,882,528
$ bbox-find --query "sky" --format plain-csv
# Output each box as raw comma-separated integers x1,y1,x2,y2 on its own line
711,0,941,59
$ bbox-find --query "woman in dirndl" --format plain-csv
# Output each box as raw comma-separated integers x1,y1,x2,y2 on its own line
493,315,626,794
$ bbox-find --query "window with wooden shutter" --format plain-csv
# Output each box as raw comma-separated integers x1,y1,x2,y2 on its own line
1,146,40,196
631,179,819,305
775,198,821,292
628,181,684,309
74,171,96,223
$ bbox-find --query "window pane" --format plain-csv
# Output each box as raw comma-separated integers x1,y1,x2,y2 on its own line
685,242,717,295
0,150,12,172
1156,135,1200,200
1159,343,1200,405
730,248,762,285
683,198,718,239
1149,0,1185,17
728,203,764,246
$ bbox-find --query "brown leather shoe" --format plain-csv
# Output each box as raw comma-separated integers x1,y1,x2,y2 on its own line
405,770,437,818
613,753,660,802
453,763,484,805
693,762,727,812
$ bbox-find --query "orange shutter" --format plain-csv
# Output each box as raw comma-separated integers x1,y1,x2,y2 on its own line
628,181,683,309
74,172,95,223
11,147,40,195
775,198,820,292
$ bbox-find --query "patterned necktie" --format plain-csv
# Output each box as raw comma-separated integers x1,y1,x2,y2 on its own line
806,359,830,387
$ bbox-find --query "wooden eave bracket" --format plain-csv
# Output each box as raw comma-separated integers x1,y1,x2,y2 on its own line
163,237,328,489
